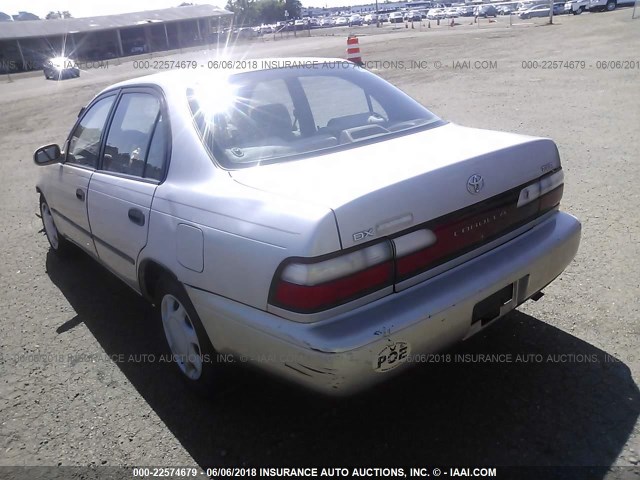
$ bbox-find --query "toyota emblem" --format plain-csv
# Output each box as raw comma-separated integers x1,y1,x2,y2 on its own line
467,174,485,194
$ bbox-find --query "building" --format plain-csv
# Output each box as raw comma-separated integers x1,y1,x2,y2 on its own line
0,4,233,72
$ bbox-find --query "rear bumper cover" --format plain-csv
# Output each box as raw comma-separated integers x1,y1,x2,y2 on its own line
187,211,581,395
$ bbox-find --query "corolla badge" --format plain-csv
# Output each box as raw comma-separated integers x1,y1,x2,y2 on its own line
467,174,485,194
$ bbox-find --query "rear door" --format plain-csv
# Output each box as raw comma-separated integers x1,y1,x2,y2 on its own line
86,88,169,288
47,94,117,254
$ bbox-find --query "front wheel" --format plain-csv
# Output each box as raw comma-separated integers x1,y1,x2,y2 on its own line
605,0,616,10
157,277,221,394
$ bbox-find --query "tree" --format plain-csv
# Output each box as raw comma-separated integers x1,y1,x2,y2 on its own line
13,11,40,21
45,10,72,19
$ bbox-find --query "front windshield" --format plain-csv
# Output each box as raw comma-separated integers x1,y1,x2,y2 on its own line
187,62,443,168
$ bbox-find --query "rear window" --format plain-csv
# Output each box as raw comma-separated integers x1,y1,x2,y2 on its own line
187,62,443,168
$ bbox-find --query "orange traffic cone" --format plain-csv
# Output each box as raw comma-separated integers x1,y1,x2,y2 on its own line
346,35,363,65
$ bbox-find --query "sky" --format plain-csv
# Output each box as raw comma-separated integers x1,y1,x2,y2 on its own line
0,0,375,18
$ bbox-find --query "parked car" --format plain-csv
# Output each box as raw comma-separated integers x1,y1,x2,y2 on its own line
456,5,476,15
444,7,459,17
319,16,335,26
564,0,589,12
43,56,80,80
335,16,350,25
34,59,581,396
129,41,148,55
519,4,551,17
406,10,423,20
497,4,517,14
364,13,379,24
389,11,405,22
427,8,446,19
349,14,364,25
587,0,633,11
474,4,499,16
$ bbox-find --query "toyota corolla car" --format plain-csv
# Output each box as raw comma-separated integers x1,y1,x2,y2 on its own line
34,58,581,395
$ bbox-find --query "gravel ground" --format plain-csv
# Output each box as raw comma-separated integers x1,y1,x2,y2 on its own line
0,8,639,478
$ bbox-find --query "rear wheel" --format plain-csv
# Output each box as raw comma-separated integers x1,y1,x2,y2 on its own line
157,277,221,394
39,194,72,255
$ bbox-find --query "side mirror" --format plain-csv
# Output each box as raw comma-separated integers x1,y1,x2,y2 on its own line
34,144,62,166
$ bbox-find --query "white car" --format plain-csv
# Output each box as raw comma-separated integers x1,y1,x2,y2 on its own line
335,16,349,25
34,59,581,395
587,0,634,10
564,0,589,13
444,7,459,17
389,11,405,23
427,8,446,19
364,13,379,24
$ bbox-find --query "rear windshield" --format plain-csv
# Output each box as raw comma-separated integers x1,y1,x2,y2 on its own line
187,62,443,168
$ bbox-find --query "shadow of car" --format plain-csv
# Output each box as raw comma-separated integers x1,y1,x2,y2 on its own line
45,248,640,468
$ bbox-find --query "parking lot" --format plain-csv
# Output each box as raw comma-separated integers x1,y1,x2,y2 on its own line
1,7,639,476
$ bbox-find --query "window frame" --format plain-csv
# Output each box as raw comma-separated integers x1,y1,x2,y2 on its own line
91,85,172,184
64,91,119,170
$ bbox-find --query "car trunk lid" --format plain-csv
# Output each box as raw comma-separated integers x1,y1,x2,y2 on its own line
229,123,561,250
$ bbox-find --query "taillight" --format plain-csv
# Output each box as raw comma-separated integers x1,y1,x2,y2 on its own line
271,170,564,313
517,170,564,209
270,241,394,313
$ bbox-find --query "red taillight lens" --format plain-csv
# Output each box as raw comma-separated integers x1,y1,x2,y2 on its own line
270,241,394,313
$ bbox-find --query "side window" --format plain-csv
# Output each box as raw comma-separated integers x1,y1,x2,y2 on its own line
67,96,115,168
247,79,298,138
299,76,387,129
143,114,167,181
102,93,161,178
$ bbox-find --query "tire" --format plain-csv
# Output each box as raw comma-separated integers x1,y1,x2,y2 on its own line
156,276,222,395
39,194,73,256
606,0,616,10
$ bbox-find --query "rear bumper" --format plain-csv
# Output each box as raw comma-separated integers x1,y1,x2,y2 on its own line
187,211,581,396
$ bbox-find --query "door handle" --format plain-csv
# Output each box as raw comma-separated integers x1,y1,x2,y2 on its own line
76,188,85,201
128,208,145,226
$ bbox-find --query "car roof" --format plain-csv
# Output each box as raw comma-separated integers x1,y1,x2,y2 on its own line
99,57,352,96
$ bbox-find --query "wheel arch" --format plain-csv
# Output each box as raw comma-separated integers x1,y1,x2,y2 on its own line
138,259,178,304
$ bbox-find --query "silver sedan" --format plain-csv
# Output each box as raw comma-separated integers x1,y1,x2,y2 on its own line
34,58,581,395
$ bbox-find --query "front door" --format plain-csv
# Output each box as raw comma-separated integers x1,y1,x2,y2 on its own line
87,89,168,288
48,94,117,254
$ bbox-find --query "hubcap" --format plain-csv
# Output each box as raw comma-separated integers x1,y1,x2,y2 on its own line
161,294,203,380
41,202,59,249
